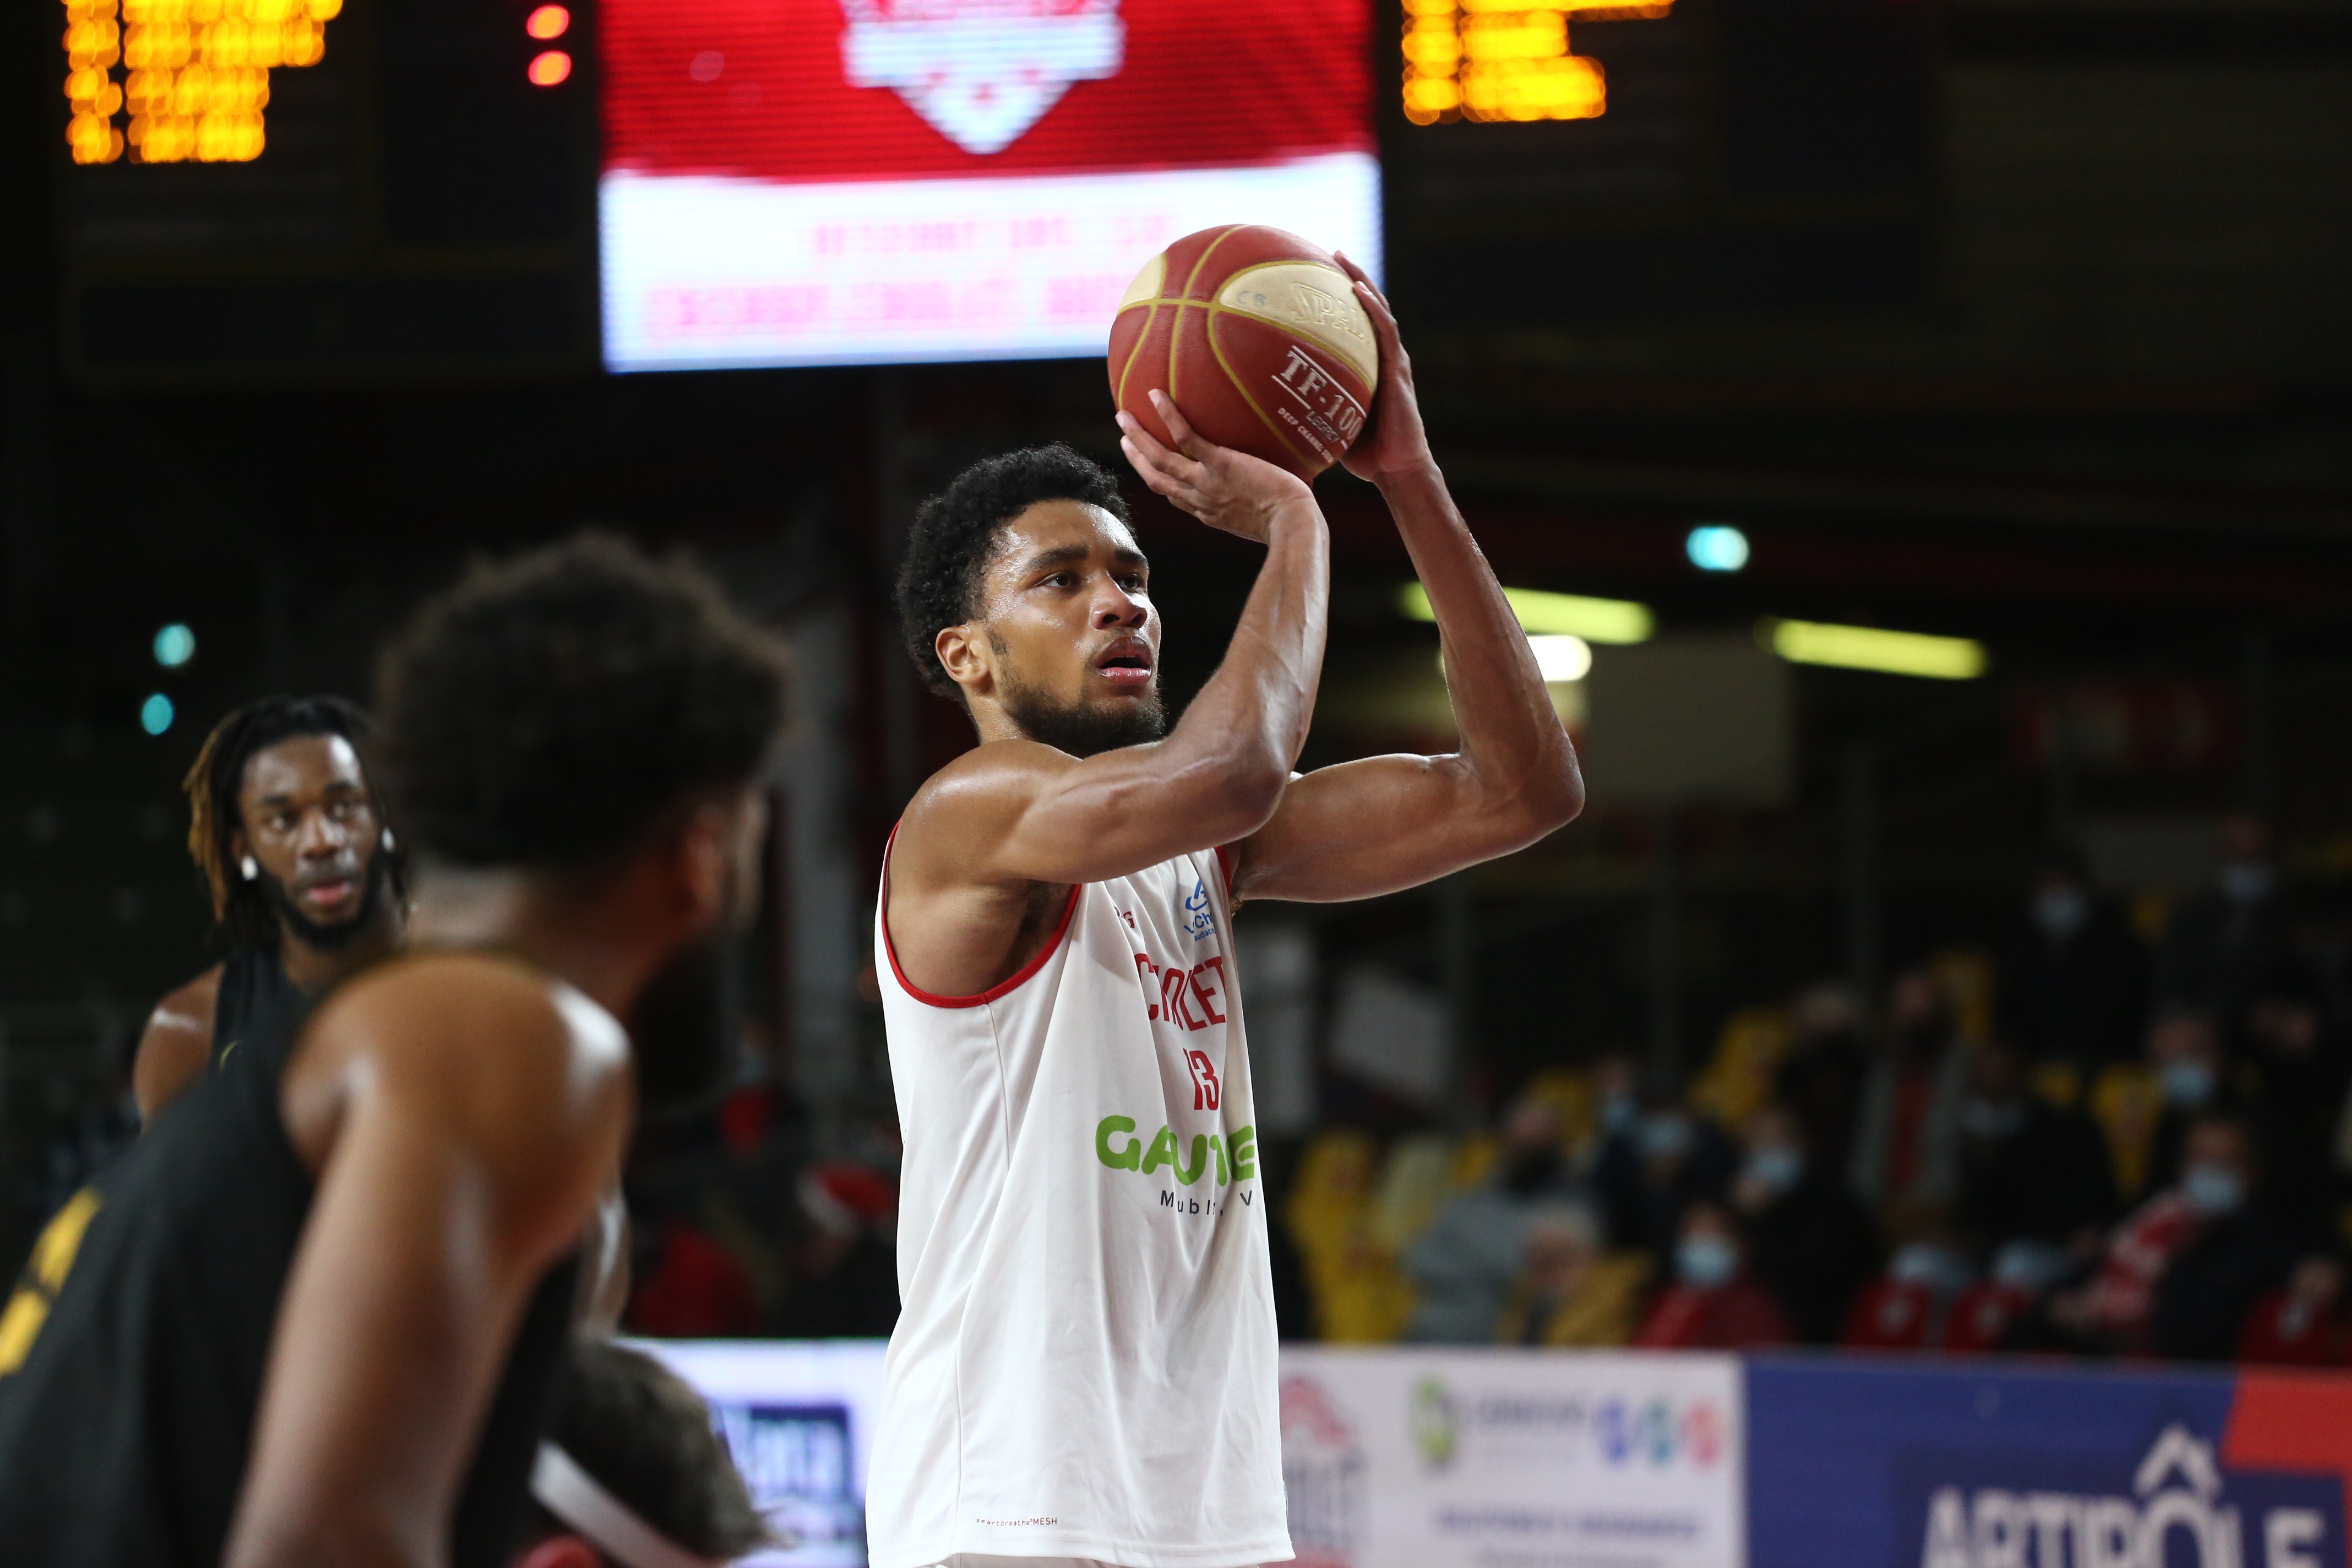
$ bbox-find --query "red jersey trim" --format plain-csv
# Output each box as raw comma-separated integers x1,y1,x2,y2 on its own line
879,824,1084,1011
1214,843,1237,896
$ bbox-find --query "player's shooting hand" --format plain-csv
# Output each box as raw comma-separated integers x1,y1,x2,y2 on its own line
1118,391,1316,545
1332,254,1434,485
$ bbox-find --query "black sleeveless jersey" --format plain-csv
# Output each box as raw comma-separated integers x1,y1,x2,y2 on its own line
0,974,580,1567
209,944,303,1078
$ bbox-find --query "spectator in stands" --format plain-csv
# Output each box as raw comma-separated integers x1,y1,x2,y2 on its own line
1493,1204,1648,1348
776,1161,901,1338
2000,845,2150,1070
1954,1036,2116,1255
2235,968,2347,1242
1773,982,1872,1184
1404,1093,1581,1343
2237,1253,2348,1366
1592,1087,1738,1268
1632,1201,1790,1351
1732,1102,1879,1344
1850,967,1972,1218
2158,813,2289,1020
2137,1007,2230,1204
2046,1110,2296,1359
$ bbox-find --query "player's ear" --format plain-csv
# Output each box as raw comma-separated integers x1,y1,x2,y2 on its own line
513,1534,602,1568
671,794,739,927
935,621,995,696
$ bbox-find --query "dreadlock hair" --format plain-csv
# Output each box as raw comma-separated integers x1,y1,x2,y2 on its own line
894,443,1129,700
184,696,388,950
374,532,789,868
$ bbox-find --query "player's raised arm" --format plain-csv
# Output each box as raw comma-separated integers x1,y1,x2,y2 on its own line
1226,258,1585,904
892,420,1329,897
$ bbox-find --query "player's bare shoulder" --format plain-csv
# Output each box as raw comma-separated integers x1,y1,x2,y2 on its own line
286,953,631,1175
895,738,1075,886
135,964,224,1122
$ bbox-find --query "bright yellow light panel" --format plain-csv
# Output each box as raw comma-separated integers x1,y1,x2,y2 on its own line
1761,619,1987,680
1400,582,1654,644
1403,0,1669,126
64,0,339,165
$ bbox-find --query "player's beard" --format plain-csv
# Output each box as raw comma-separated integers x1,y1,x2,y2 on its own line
259,852,390,952
998,670,1167,759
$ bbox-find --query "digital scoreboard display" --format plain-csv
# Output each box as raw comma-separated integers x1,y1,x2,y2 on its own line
597,0,1381,371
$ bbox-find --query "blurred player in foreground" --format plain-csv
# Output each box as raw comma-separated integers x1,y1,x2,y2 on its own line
135,696,404,1125
517,1337,771,1568
0,536,787,1568
874,260,1583,1568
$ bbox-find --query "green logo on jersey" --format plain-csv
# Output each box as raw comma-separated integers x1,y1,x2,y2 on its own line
1096,1115,1256,1187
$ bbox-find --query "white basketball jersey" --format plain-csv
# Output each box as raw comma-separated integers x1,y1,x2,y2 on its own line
869,839,1291,1568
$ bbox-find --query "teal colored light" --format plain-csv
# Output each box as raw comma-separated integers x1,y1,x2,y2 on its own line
1686,524,1750,573
153,622,196,668
140,693,175,735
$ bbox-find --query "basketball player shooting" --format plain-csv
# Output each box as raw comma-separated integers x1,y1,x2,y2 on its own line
872,260,1583,1568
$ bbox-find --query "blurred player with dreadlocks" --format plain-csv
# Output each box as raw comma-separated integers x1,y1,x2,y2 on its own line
133,697,404,1125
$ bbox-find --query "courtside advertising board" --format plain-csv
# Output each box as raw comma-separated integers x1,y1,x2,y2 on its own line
597,0,1381,370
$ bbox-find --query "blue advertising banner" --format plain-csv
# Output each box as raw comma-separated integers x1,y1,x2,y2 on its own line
1747,1355,2347,1568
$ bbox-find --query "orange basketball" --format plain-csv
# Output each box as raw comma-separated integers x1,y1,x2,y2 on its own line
1108,225,1379,481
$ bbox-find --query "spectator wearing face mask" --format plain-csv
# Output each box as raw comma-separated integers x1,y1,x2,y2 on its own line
2136,1008,2234,1205
2234,971,2347,1243
1591,1088,1738,1269
2000,846,2150,1071
1632,1202,1790,1351
1849,968,1972,1220
1732,1102,1880,1344
2237,1253,2349,1366
1493,1204,1648,1348
2159,813,2290,1022
1771,982,1873,1188
1402,1095,1583,1343
1955,1037,2116,1255
2045,1112,2294,1358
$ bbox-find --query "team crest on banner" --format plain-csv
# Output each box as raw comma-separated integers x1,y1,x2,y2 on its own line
839,0,1127,155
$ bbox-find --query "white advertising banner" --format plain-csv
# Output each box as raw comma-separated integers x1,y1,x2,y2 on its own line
641,1341,1741,1568
600,154,1382,371
1279,1348,1746,1568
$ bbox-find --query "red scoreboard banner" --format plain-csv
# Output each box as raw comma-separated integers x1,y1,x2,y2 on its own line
597,0,1382,370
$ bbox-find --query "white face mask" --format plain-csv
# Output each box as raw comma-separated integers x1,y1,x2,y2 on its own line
2182,1162,2246,1216
1741,1146,1803,1197
2161,1059,2216,1108
2220,861,2275,903
1677,1233,1737,1289
2033,885,2089,940
1959,1098,2027,1139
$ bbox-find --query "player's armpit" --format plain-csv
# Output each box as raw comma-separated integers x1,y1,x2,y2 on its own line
225,961,630,1568
133,966,221,1126
1227,747,1582,905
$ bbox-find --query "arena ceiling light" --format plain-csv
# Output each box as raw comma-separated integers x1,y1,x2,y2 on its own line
1760,617,1988,680
1400,583,1654,644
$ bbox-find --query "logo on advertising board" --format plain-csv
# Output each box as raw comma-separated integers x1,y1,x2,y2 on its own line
1401,1372,1728,1477
840,0,1126,155
1283,1374,1367,1568
1897,1421,2340,1568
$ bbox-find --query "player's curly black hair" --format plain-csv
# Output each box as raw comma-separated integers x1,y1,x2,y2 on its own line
374,533,789,867
529,1338,773,1559
894,443,1129,700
